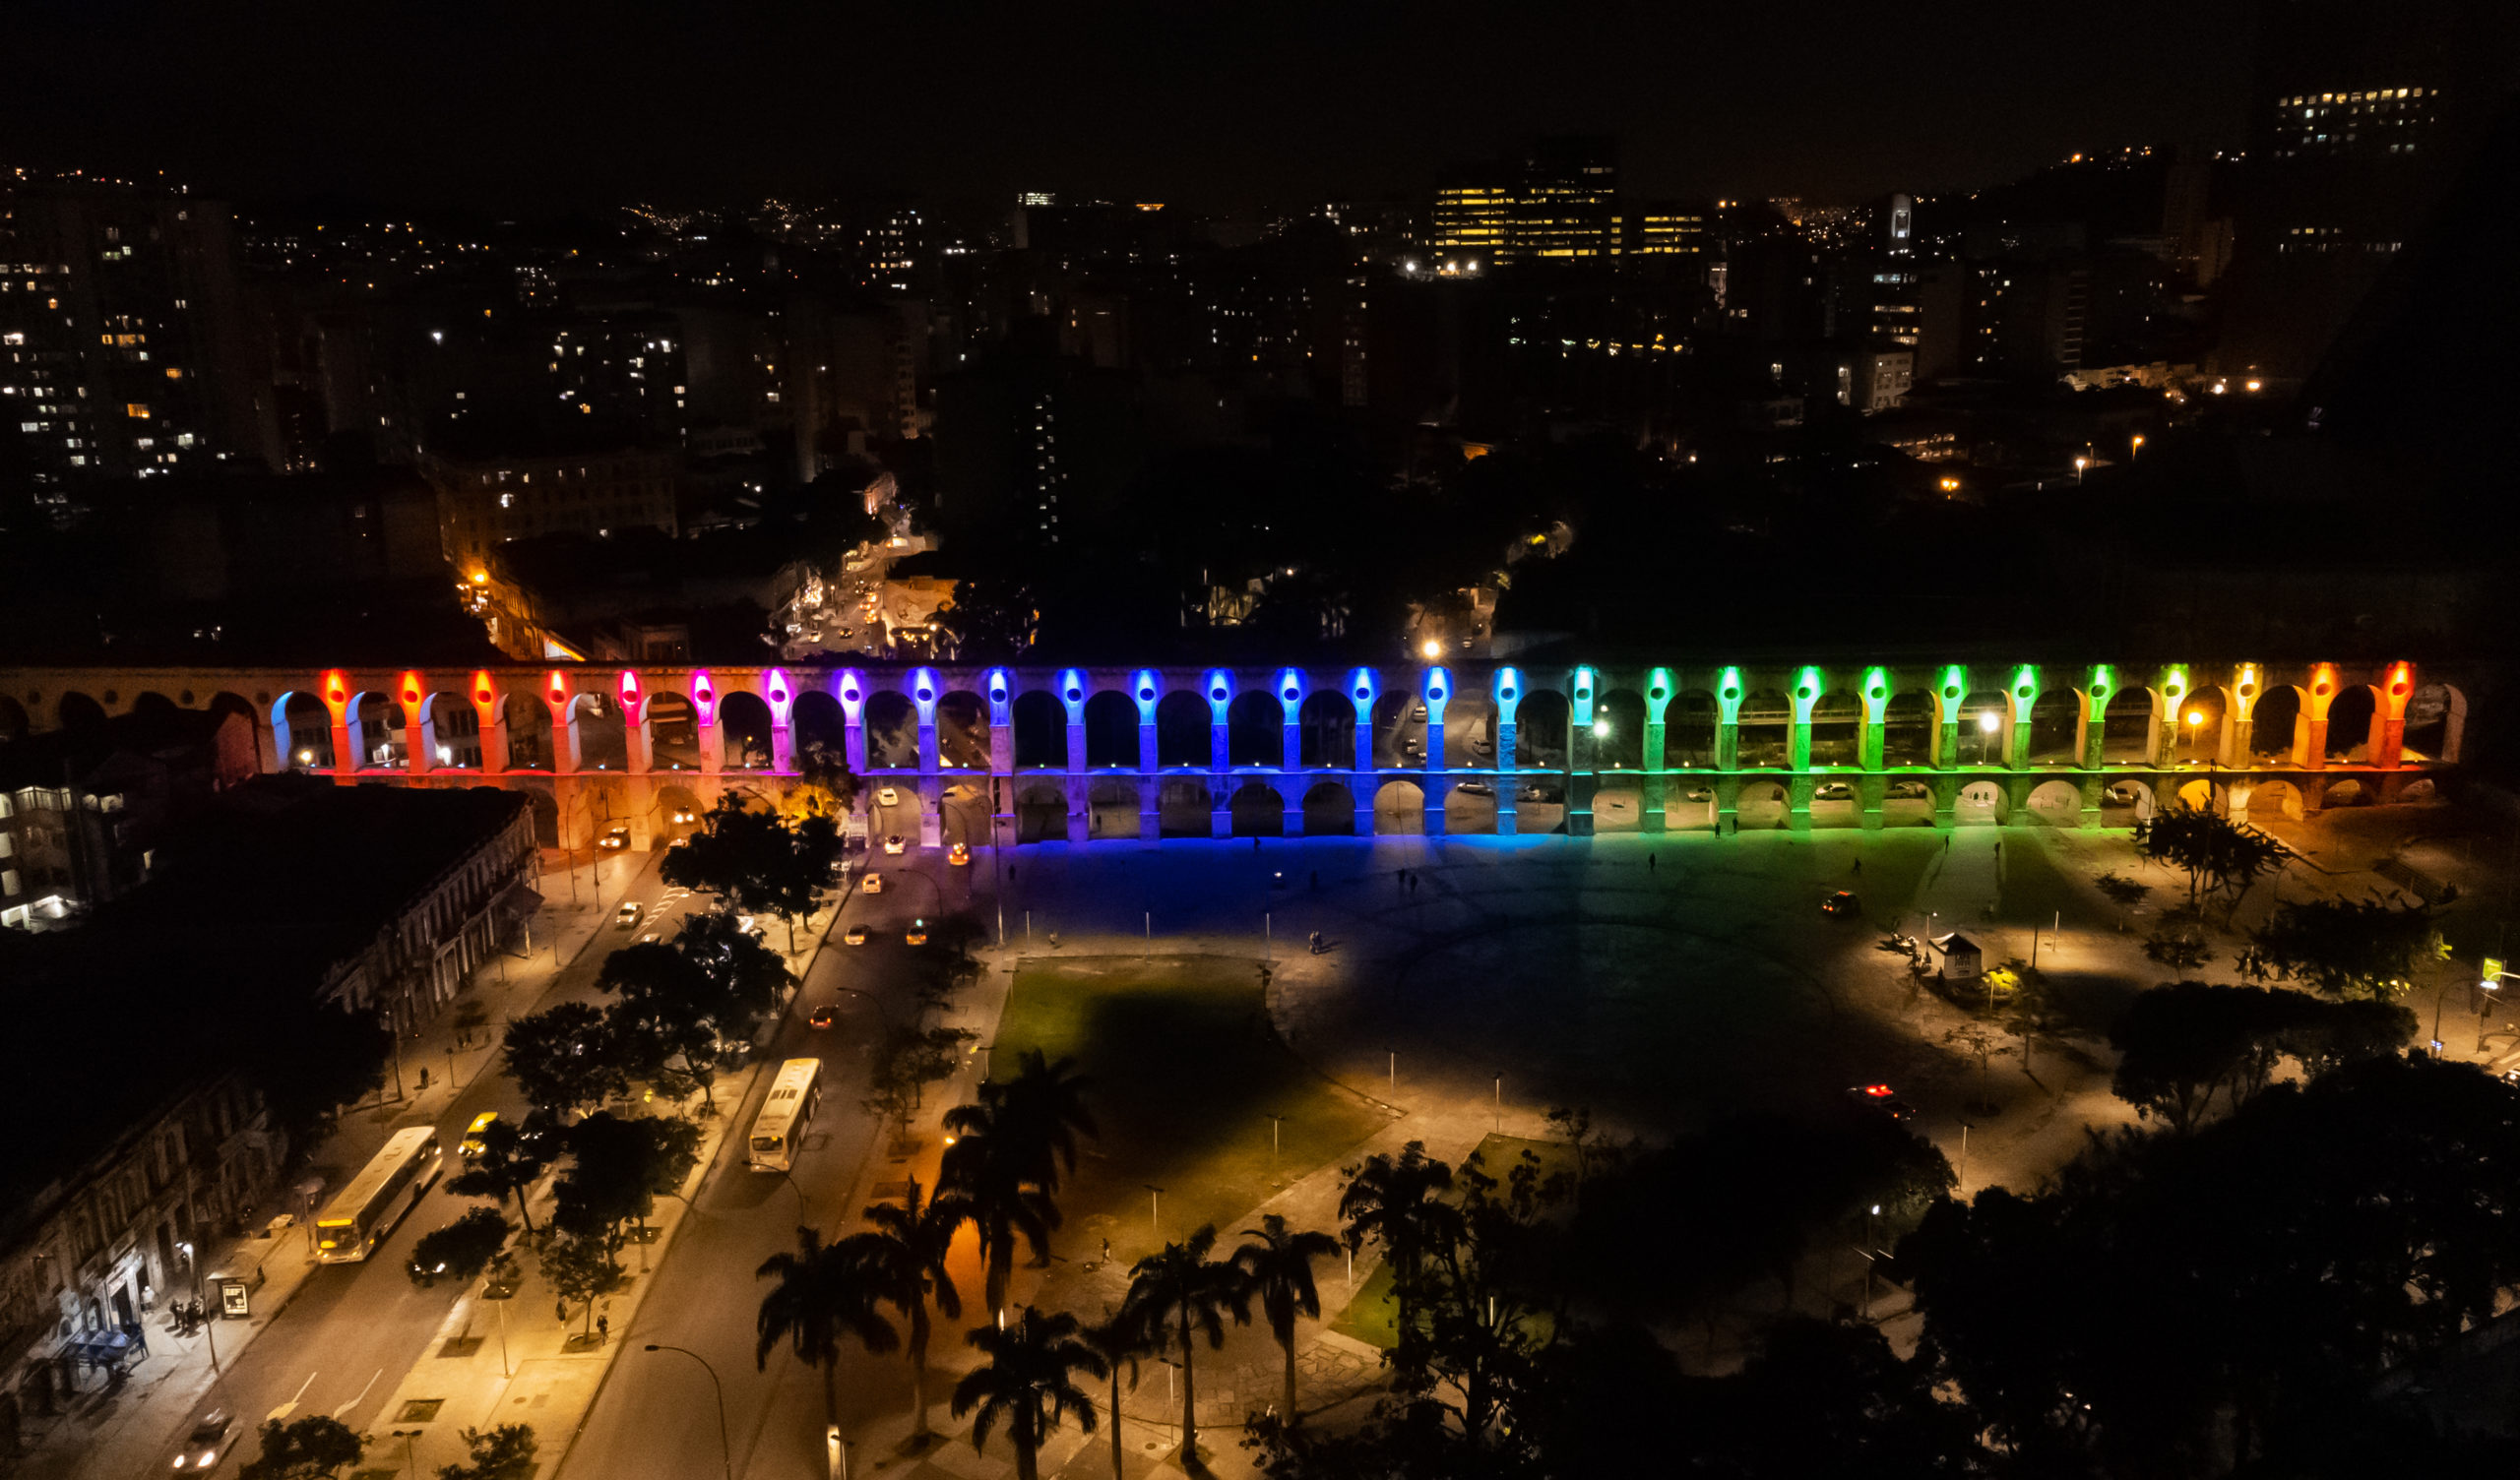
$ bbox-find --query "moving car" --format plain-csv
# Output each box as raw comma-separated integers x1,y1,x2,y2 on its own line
1814,781,1855,801
1822,891,1862,917
947,843,971,867
843,925,868,946
1455,780,1494,797
670,807,697,825
861,873,884,894
1845,1083,1917,1122
876,786,900,807
905,923,928,946
171,1412,232,1472
460,1112,500,1157
614,900,643,929
2105,783,2142,804
598,825,630,851
1523,783,1564,804
883,834,907,855
808,1006,838,1029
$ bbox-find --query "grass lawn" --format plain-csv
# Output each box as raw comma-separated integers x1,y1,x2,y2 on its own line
992,953,1391,1265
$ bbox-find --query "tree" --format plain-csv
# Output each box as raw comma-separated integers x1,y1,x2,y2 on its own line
537,1230,626,1340
937,1099,1061,1320
503,1003,628,1120
554,1112,702,1244
1235,1214,1342,1422
755,1226,899,1453
1336,1142,1461,1334
1120,1225,1252,1465
792,737,861,819
249,1003,394,1144
663,795,842,952
2255,894,2443,1000
857,1179,964,1442
2142,905,2217,971
2133,803,2287,907
952,1307,1106,1480
433,1426,536,1480
935,575,1039,663
863,1024,978,1149
989,1049,1099,1203
237,1417,365,1480
447,1118,552,1234
1079,1310,1146,1480
408,1207,512,1289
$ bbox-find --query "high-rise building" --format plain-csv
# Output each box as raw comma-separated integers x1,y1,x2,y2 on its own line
2222,0,2520,376
1429,137,1619,267
0,176,275,506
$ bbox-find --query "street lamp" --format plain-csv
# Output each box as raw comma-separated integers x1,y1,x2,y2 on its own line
1977,709,2000,765
643,1345,732,1480
2130,433,2146,459
2074,456,2089,484
1419,639,1442,659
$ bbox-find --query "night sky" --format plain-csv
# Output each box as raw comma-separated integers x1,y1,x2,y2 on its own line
9,0,2255,215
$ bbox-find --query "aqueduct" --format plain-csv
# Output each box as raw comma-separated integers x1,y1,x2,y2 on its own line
0,658,2470,848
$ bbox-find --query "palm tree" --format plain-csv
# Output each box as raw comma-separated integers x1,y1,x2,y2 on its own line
950,1307,1106,1480
858,1179,962,1443
1119,1225,1250,1467
755,1227,899,1454
1079,1309,1147,1480
1337,1142,1460,1330
993,1049,1098,1193
1234,1214,1342,1422
938,1102,1060,1320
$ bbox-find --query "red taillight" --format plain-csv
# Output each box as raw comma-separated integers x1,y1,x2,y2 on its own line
1862,1084,1893,1097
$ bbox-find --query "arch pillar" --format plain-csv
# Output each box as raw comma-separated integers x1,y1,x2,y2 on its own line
1134,670,1162,774
399,673,432,775
1423,775,1452,837
1057,669,1088,775
1567,667,1598,837
1789,669,1820,771
1715,668,1742,771
985,672,1016,840
543,674,581,774
1347,667,1377,777
1353,771,1376,836
2152,668,2192,770
2225,664,2262,766
761,669,796,774
1278,670,1304,773
1066,775,1091,845
1858,774,1885,830
1787,775,1813,832
1713,774,1742,835
2374,661,2415,769
1642,773,1669,833
2300,665,2338,771
1932,776,1958,831
907,667,940,777
1422,668,1451,773
2079,670,2111,771
1495,775,1520,836
472,678,507,774
1282,785,1305,838
691,671,723,774
1202,669,1233,775
1858,669,1889,771
918,776,943,849
1644,668,1673,784
1494,666,1525,792
2003,667,2037,770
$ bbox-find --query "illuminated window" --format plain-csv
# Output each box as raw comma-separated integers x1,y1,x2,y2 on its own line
125,402,151,418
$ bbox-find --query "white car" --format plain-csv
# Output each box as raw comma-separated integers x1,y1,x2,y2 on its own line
614,901,643,929
883,834,906,855
876,786,900,807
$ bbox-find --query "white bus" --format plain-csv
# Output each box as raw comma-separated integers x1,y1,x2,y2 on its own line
314,1126,444,1264
748,1058,822,1173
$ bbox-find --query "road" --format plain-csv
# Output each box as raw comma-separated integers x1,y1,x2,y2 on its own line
555,839,986,1480
150,853,708,1470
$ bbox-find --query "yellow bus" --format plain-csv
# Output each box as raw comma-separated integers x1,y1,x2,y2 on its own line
748,1059,821,1173
314,1126,444,1264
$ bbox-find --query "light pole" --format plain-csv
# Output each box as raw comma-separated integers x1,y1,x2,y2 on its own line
644,1345,732,1480
1145,1184,1164,1242
1861,1203,1881,1321
1977,709,2000,766
392,1430,423,1480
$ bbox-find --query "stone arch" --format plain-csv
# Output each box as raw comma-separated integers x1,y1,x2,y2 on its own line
792,690,847,771
2400,777,2438,803
2245,778,2305,822
1736,779,1790,829
2403,683,2465,763
937,691,989,771
856,690,914,771
2251,685,2305,765
1156,691,1210,769
1592,777,1644,832
1227,691,1283,769
1083,690,1138,769
1736,689,1793,769
1229,781,1284,835
1881,691,1933,768
1594,689,1647,771
2174,777,2230,813
1373,777,1424,833
1449,685,1500,770
1087,775,1141,838
1809,693,1861,768
500,692,553,771
204,691,263,768
2025,690,2079,765
940,780,991,846
129,691,179,721
1809,776,1860,827
1012,691,1067,770
2325,685,2377,764
1298,691,1354,769
2101,686,2157,764
2025,778,2083,826
1955,691,2010,768
348,692,408,771
56,690,107,742
274,691,334,770
2100,776,2156,823
655,782,707,838
2324,777,2369,806
1513,690,1569,771
568,693,629,771
0,694,28,743
419,692,483,769
1956,778,2008,824
1015,778,1067,842
2173,688,2228,768
1664,779,1719,831
1302,779,1355,834
1369,692,1422,770
1661,692,1717,769
1881,777,1935,826
1158,776,1211,836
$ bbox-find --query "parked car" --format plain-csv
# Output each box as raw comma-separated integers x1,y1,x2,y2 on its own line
1845,1083,1917,1122
1887,780,1932,800
1814,781,1855,801
1523,783,1564,804
614,900,643,929
1456,780,1495,797
844,924,869,946
1822,891,1863,917
2105,783,2142,804
883,834,907,855
171,1412,232,1472
948,843,971,866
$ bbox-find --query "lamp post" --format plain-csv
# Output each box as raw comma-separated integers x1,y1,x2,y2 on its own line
1977,709,2000,766
392,1430,423,1480
2074,455,2089,485
2186,709,2216,810
643,1345,732,1480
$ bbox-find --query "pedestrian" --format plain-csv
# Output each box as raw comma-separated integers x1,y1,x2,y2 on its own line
1649,853,1657,872
1853,858,1862,875
1101,1237,1111,1264
417,1066,430,1090
1253,836,1262,853
596,1314,608,1344
1943,834,1951,853
556,1298,568,1324
1993,840,2002,858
